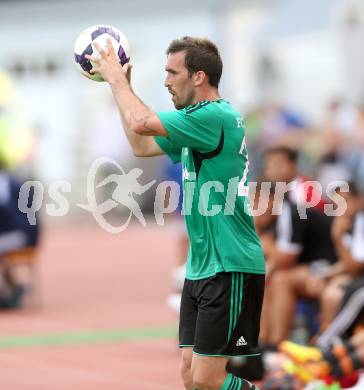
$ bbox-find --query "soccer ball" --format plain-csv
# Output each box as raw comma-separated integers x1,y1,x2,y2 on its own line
74,25,130,82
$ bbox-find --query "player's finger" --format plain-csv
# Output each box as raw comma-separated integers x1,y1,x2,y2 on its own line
123,63,132,74
91,64,100,73
93,41,107,59
85,54,100,64
106,39,116,59
124,63,132,83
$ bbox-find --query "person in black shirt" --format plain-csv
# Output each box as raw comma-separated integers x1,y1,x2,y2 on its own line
255,181,336,346
0,162,40,308
316,182,364,336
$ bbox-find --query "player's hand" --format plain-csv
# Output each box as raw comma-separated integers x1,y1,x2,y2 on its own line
85,39,132,86
125,61,132,85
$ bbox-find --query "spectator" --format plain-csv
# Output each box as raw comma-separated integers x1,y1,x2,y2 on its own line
278,266,364,386
317,182,364,332
255,181,336,347
263,145,325,209
0,160,40,308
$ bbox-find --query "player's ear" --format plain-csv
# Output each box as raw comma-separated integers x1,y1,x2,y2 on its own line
193,70,206,87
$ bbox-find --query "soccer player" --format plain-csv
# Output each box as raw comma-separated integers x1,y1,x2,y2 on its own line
88,36,265,390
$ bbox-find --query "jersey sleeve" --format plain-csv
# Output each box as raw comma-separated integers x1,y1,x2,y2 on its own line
156,107,221,153
276,201,304,254
154,136,181,164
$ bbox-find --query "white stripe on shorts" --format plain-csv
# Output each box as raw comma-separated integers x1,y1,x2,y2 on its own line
317,286,364,350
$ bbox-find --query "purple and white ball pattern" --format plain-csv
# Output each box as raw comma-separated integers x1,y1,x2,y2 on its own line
74,25,130,82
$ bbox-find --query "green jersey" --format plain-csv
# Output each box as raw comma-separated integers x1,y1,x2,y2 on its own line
155,99,265,280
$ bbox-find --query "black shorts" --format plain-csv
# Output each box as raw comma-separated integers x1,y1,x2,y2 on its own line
179,272,265,356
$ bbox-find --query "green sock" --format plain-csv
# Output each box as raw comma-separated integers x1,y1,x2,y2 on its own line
194,373,259,390
220,373,234,390
219,373,259,390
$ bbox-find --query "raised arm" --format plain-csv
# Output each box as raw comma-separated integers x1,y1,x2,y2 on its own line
87,40,167,157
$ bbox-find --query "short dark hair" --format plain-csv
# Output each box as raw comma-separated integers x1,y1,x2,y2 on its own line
349,181,360,197
166,36,223,88
265,146,299,164
334,180,360,197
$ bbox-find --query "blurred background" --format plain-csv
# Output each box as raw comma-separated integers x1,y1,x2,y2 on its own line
1,0,364,192
1,0,364,389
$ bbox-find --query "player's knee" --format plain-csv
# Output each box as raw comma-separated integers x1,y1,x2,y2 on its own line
181,349,193,388
180,362,191,384
192,371,224,390
181,348,192,371
192,377,219,390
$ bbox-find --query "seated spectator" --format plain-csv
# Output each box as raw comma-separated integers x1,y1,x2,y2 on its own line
257,147,337,349
278,271,364,387
0,161,40,308
315,182,364,333
255,182,336,348
263,145,325,210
